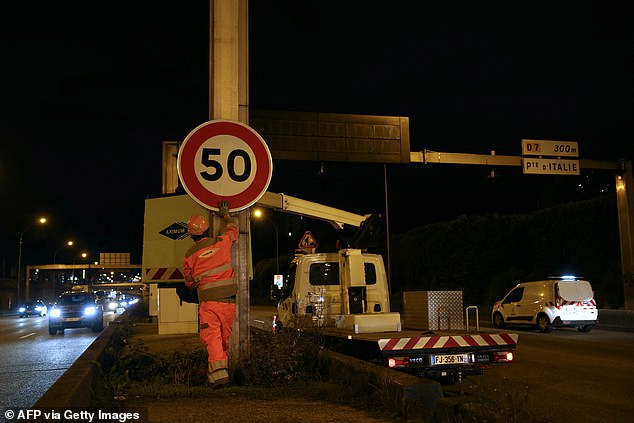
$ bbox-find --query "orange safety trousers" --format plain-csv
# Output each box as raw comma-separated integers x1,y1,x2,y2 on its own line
199,300,236,382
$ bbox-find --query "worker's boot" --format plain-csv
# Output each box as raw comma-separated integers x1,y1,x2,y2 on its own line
207,361,230,387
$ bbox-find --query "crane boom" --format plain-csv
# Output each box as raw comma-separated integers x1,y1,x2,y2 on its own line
256,191,369,229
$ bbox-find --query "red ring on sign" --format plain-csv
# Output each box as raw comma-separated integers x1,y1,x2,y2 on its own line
178,120,272,211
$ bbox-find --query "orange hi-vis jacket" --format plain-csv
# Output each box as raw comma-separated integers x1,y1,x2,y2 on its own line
183,222,238,302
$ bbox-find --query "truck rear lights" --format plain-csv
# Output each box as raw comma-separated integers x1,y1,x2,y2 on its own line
492,351,514,363
388,357,409,368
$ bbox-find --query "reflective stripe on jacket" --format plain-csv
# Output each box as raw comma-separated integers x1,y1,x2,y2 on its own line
183,222,238,301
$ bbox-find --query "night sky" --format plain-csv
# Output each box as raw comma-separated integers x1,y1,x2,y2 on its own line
1,1,633,267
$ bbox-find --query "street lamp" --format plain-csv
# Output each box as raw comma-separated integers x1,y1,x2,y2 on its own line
253,208,279,274
17,217,47,305
53,240,74,264
71,252,88,283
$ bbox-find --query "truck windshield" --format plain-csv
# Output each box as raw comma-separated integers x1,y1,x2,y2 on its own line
309,262,339,285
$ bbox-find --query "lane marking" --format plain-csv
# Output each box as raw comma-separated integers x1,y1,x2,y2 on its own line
20,332,37,339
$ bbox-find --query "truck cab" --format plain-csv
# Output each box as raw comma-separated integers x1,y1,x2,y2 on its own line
272,249,400,332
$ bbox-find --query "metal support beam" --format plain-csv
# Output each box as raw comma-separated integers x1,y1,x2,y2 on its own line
411,150,521,167
616,160,634,309
411,150,621,170
25,263,142,302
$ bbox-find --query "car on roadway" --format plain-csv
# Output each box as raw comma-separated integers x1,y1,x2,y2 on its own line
48,291,104,335
492,276,597,333
105,292,140,313
18,300,48,317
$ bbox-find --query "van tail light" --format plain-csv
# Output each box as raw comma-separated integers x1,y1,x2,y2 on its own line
388,357,409,368
555,284,562,309
492,351,514,363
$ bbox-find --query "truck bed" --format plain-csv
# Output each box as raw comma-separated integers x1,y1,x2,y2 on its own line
317,325,518,382
319,326,519,355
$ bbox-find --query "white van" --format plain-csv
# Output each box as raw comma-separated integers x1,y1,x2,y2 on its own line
492,276,598,333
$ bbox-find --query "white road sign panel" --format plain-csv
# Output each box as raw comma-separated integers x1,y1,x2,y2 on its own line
177,120,273,212
523,158,580,175
521,139,579,157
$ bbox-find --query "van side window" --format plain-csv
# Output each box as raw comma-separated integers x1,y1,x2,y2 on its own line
309,262,339,286
364,263,377,285
504,287,524,304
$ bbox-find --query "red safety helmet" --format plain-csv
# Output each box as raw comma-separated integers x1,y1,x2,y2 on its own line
187,214,209,236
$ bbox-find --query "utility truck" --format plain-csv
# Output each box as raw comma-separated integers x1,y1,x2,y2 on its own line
270,219,519,384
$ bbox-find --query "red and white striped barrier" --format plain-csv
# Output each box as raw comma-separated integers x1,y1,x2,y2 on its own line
378,333,518,352
144,267,184,281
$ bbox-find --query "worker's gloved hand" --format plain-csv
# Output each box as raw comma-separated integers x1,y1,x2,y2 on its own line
217,200,230,218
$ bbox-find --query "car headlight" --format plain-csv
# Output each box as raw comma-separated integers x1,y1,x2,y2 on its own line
19,307,26,313
50,309,61,318
84,306,97,316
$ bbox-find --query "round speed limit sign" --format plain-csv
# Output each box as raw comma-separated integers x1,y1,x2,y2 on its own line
177,120,273,212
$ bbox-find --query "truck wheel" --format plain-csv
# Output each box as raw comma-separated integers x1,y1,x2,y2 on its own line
492,312,505,329
536,314,553,333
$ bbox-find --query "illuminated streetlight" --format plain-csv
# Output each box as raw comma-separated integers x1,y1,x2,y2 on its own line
252,208,279,274
53,240,74,264
71,252,88,282
17,217,47,305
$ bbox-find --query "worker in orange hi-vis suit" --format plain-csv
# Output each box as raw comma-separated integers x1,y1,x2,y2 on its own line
183,200,238,386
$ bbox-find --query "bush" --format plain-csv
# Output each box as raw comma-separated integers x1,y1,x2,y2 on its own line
235,329,322,387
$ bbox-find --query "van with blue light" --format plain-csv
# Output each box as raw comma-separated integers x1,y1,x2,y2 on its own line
492,276,598,333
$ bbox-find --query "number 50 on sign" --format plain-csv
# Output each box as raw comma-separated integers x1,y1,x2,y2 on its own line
177,120,273,212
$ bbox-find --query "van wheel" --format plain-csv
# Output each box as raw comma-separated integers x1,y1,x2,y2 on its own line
536,314,553,333
492,312,505,329
577,325,592,332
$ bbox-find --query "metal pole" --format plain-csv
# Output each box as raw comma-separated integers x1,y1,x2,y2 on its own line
17,219,46,305
383,164,391,292
17,233,24,305
274,222,279,275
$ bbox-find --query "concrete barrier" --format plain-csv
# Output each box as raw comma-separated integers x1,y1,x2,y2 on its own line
34,322,117,408
33,306,137,409
598,309,634,331
317,348,444,417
